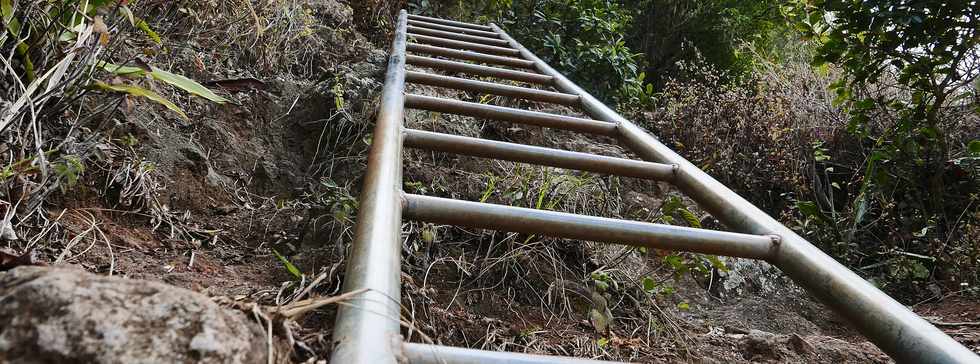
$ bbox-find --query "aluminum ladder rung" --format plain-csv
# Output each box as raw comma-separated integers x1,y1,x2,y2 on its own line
407,19,501,38
408,33,520,57
406,71,580,106
407,43,536,69
403,129,675,181
407,25,510,47
407,14,493,32
402,194,777,260
405,94,616,136
404,343,627,364
407,55,552,85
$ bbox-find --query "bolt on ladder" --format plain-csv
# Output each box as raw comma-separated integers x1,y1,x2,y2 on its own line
329,10,980,364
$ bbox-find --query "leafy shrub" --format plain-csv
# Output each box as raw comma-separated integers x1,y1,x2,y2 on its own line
488,0,646,104
627,0,788,87
784,0,980,296
647,49,979,298
413,0,649,104
1,1,225,247
646,58,829,212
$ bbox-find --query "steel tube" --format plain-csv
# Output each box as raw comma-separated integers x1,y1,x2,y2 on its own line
407,55,553,85
407,14,493,31
407,25,510,46
403,129,676,180
406,71,580,106
407,43,535,69
329,10,408,364
403,194,777,259
407,19,501,38
489,23,980,364
405,94,617,136
409,33,520,57
404,343,628,364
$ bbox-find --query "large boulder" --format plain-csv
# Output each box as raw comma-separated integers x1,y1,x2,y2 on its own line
0,266,266,363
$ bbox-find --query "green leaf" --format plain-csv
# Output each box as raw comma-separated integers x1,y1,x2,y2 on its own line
911,261,929,280
1,0,13,25
677,302,690,310
136,19,161,44
102,61,229,104
706,255,729,272
421,224,437,244
969,140,980,156
677,207,701,228
272,249,303,279
91,81,188,121
661,196,683,214
852,192,868,228
664,254,685,272
99,62,147,77
594,279,609,292
796,200,826,223
596,337,609,348
642,276,657,292
149,66,229,104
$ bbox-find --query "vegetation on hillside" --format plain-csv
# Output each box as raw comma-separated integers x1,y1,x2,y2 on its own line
415,0,980,299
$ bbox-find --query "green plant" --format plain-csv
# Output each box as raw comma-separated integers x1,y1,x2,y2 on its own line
90,81,189,120
657,196,729,275
97,62,229,120
53,155,84,188
483,0,647,104
479,173,498,203
273,249,303,280
3,1,225,126
315,177,358,223
628,1,789,87
786,0,980,294
591,270,618,292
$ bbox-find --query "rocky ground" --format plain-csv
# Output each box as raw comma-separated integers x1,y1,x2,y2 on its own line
1,1,977,363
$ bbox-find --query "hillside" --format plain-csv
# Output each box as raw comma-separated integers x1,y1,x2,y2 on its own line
0,1,977,363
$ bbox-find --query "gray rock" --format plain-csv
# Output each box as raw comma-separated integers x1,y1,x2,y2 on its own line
0,266,266,364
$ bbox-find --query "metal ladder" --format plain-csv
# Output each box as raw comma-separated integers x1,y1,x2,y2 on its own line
330,10,979,364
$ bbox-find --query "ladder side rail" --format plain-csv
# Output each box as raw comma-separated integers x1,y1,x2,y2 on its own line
329,10,408,364
489,23,980,364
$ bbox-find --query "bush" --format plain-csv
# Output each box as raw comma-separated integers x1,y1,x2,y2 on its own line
646,50,980,299
412,0,649,105
784,0,980,296
1,1,226,248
